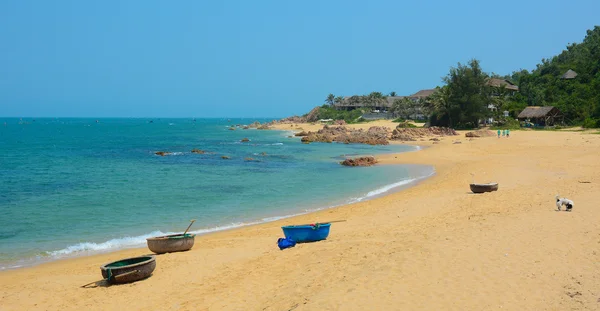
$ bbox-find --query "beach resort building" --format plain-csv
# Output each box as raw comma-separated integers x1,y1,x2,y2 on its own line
334,89,436,120
485,78,519,124
517,106,564,127
560,69,578,79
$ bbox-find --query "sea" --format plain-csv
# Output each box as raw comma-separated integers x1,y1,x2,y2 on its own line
0,118,434,270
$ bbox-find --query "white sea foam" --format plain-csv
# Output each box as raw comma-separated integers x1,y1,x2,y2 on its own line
271,143,283,146
46,230,169,256
43,222,270,258
349,170,435,203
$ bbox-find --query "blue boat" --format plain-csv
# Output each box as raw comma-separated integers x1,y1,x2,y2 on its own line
281,223,331,243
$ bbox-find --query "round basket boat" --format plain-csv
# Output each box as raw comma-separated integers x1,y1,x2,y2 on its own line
146,233,195,254
281,224,331,243
470,183,499,194
100,255,156,284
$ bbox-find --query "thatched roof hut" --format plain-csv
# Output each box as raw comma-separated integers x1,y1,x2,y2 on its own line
409,89,436,99
517,106,563,126
487,78,519,92
334,96,405,110
560,69,578,79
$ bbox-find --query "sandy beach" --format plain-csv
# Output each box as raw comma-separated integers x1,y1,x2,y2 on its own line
1,121,600,310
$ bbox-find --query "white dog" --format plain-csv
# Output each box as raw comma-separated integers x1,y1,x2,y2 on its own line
555,195,574,211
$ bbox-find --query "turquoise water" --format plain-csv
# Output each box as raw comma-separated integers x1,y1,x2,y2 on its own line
0,118,433,269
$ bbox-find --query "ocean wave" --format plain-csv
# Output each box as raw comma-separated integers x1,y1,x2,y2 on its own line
46,230,169,256
44,222,266,258
349,170,435,203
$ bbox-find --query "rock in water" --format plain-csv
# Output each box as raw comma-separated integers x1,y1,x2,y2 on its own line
241,138,250,142
191,149,206,154
155,151,172,156
340,156,377,167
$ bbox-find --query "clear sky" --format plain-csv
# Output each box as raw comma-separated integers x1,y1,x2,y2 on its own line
1,1,598,118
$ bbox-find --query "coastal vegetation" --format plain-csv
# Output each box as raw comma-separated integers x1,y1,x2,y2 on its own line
509,26,600,127
427,26,600,129
314,26,600,129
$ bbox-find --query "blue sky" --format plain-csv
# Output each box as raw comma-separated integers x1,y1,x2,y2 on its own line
1,0,598,118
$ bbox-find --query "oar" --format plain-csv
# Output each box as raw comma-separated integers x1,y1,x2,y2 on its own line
294,220,347,226
183,219,196,235
81,270,140,288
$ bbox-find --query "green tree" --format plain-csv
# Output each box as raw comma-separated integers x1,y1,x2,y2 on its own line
366,92,386,110
325,94,335,106
334,96,344,106
427,86,453,126
509,26,600,126
389,91,397,96
444,59,490,128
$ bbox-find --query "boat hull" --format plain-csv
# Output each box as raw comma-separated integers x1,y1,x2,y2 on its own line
146,234,195,254
100,255,156,284
470,183,499,193
282,224,331,243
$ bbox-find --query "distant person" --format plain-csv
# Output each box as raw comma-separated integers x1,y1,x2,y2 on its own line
497,129,501,138
507,129,510,138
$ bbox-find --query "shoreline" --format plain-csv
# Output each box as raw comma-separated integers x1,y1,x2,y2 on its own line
2,123,600,310
0,135,431,271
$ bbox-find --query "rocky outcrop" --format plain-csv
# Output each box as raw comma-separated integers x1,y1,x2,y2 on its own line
155,151,172,156
257,124,270,130
465,130,495,138
301,125,389,145
245,121,262,129
391,126,458,141
340,156,377,167
294,131,309,137
228,127,236,131
396,121,417,128
305,107,321,123
221,156,230,159
277,115,307,124
240,138,250,142
191,149,206,154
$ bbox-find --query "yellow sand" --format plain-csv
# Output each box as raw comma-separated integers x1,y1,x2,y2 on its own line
2,122,600,311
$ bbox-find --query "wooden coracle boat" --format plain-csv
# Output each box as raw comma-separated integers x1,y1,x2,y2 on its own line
470,182,499,193
146,233,196,254
100,255,156,284
147,220,197,254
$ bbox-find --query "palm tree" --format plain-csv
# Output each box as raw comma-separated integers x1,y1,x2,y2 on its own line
325,94,335,106
428,86,453,127
367,92,385,111
334,96,344,106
